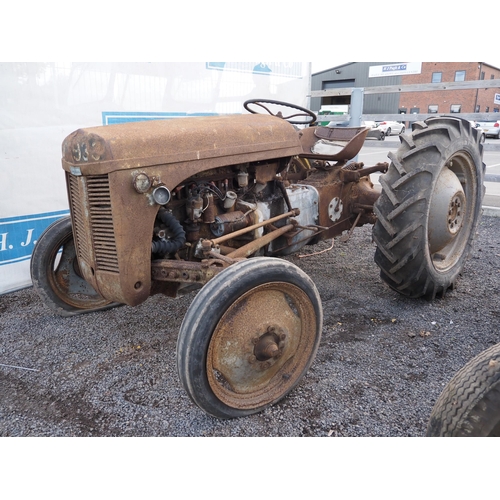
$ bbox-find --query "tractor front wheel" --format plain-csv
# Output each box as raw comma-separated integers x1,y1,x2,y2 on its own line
30,216,118,316
176,257,323,418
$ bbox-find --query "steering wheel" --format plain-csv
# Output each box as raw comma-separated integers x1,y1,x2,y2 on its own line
243,99,317,125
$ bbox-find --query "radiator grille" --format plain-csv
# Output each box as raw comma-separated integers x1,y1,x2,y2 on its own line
68,173,119,273
87,175,119,273
68,173,92,265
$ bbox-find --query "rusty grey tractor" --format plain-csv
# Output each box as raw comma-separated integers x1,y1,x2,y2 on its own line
31,99,485,418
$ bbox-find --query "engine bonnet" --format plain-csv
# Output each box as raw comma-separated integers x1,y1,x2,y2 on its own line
62,114,303,176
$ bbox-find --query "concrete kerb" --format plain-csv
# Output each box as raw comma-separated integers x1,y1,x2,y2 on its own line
482,206,500,217
484,174,500,217
485,174,500,183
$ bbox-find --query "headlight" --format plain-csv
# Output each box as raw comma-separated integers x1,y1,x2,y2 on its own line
133,172,152,193
152,185,171,205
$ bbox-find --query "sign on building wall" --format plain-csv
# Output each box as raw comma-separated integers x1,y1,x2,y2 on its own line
495,93,500,105
369,62,422,78
0,62,311,294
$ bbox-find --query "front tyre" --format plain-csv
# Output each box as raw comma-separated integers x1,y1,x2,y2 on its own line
176,258,323,418
427,342,500,436
30,217,118,316
372,116,485,299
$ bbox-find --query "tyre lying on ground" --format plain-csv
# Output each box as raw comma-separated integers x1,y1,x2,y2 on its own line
427,342,500,437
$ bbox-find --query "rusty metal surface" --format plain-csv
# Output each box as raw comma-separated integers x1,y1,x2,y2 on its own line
151,259,226,284
50,227,112,310
339,162,388,183
62,111,382,308
210,209,300,246
298,165,381,240
66,168,159,306
61,114,303,178
297,126,370,161
206,282,318,410
226,223,295,259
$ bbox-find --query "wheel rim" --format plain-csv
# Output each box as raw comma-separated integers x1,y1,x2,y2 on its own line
47,231,111,310
206,281,318,410
428,151,478,272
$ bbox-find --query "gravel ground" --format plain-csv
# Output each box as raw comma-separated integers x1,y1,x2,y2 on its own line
1,215,499,437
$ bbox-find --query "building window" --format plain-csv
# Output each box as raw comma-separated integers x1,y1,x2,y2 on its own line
428,105,438,113
398,108,407,114
492,74,495,79
455,71,466,82
475,105,480,113
480,72,485,80
486,107,489,113
411,108,420,114
450,104,461,113
432,72,442,83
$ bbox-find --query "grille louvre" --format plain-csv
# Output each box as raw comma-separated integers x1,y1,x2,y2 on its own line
87,176,119,273
67,173,119,274
68,174,91,265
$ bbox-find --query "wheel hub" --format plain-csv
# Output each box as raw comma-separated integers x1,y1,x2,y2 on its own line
253,326,286,362
206,282,318,409
448,194,464,235
428,167,466,254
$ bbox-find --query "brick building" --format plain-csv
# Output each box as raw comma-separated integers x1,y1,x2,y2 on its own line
311,62,500,115
399,62,500,115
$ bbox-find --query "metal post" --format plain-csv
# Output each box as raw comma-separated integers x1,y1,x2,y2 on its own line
349,88,364,127
349,88,364,162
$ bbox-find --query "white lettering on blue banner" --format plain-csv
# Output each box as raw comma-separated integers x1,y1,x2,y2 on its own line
369,62,422,78
0,210,69,266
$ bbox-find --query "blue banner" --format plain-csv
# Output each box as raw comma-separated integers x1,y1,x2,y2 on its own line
0,210,69,266
102,111,218,125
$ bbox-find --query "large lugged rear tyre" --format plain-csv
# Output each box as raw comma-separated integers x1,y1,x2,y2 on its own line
30,216,118,316
426,343,500,436
372,116,485,299
176,257,323,419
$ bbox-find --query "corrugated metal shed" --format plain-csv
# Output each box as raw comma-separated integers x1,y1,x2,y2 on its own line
310,62,402,114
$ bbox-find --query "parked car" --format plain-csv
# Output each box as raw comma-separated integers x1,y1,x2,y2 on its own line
376,120,406,136
362,120,385,140
327,119,385,140
475,120,500,139
470,121,486,143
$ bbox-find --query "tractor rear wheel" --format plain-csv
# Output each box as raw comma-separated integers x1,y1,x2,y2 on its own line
372,116,485,299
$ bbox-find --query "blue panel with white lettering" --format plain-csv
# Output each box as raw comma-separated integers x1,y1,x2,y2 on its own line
383,64,407,73
102,111,218,125
0,210,69,266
